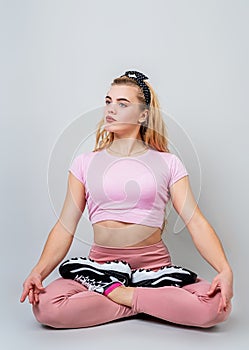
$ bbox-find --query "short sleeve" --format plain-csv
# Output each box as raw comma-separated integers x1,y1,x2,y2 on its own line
168,154,189,187
68,154,85,185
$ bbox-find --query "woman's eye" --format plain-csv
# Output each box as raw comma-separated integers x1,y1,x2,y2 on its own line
105,101,127,108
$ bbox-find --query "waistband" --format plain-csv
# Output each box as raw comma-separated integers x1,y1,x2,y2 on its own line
88,239,172,270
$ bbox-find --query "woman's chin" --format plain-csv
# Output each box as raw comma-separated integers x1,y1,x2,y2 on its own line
104,124,116,132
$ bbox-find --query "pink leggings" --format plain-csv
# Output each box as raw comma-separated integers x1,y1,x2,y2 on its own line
33,240,231,329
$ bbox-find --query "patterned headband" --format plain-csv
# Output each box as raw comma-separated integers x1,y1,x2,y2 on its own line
119,70,151,107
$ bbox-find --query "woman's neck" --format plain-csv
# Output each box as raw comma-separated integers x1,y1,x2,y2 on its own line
107,138,148,157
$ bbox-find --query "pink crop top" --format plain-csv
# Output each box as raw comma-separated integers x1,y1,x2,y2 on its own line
69,148,188,229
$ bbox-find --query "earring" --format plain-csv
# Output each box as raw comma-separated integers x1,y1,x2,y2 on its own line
138,116,148,126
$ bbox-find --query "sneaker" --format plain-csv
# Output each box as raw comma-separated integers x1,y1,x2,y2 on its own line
74,273,123,295
131,265,197,288
59,257,132,286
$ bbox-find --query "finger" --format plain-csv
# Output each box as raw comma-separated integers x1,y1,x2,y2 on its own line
218,298,223,313
20,287,29,303
207,280,218,296
28,289,32,304
33,277,45,291
33,286,45,303
218,292,227,313
225,300,231,312
20,283,33,303
34,291,40,304
28,289,35,304
33,278,45,292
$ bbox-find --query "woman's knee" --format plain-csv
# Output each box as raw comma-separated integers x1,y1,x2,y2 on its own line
32,278,87,328
32,289,62,328
197,294,232,328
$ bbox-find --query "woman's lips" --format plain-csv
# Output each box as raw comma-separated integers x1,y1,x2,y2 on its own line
106,116,117,122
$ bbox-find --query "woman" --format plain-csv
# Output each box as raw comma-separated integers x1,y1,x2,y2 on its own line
20,70,233,329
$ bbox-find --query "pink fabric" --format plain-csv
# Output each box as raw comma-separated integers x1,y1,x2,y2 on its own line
33,240,231,329
68,149,188,229
89,240,172,270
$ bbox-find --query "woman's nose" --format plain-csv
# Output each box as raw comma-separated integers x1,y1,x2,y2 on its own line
108,102,117,114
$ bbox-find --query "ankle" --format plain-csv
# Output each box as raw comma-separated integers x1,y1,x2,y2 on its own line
107,285,127,298
107,286,135,308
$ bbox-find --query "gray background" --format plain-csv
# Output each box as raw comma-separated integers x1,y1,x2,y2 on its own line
1,0,248,349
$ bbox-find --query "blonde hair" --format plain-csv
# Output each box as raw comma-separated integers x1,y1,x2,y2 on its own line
93,75,169,231
93,75,169,153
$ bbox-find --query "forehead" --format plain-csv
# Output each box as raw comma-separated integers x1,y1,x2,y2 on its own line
106,85,139,102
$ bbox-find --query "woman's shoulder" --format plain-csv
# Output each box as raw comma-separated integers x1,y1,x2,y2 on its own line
149,148,179,161
150,149,187,171
72,150,100,161
69,150,101,183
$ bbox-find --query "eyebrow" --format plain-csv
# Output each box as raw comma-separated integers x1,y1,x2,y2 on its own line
105,95,131,103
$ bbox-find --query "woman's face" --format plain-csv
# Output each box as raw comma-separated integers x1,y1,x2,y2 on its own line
103,85,146,137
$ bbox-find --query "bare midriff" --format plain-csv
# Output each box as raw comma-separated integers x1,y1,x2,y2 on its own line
93,220,162,248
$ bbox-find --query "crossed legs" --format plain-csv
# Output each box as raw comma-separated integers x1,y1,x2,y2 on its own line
33,277,231,329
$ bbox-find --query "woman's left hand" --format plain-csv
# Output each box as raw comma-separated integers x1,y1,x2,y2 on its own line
207,269,233,313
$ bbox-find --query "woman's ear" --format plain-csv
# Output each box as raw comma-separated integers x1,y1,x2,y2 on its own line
138,110,149,124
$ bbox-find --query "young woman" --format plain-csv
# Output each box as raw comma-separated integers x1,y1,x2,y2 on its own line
20,70,233,329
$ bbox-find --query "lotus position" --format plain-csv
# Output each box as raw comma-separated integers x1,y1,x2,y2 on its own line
20,70,233,329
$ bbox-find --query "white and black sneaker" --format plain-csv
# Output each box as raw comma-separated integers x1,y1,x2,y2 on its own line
59,257,132,287
131,265,197,288
74,273,123,295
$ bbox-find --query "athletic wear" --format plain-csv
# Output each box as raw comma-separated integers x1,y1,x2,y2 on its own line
68,148,188,229
31,148,231,329
59,257,132,286
33,241,231,329
131,265,197,288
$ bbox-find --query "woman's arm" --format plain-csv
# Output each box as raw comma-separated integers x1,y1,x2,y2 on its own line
169,176,233,311
20,173,86,304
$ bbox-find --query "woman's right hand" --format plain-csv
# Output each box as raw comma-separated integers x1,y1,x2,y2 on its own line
20,271,45,305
